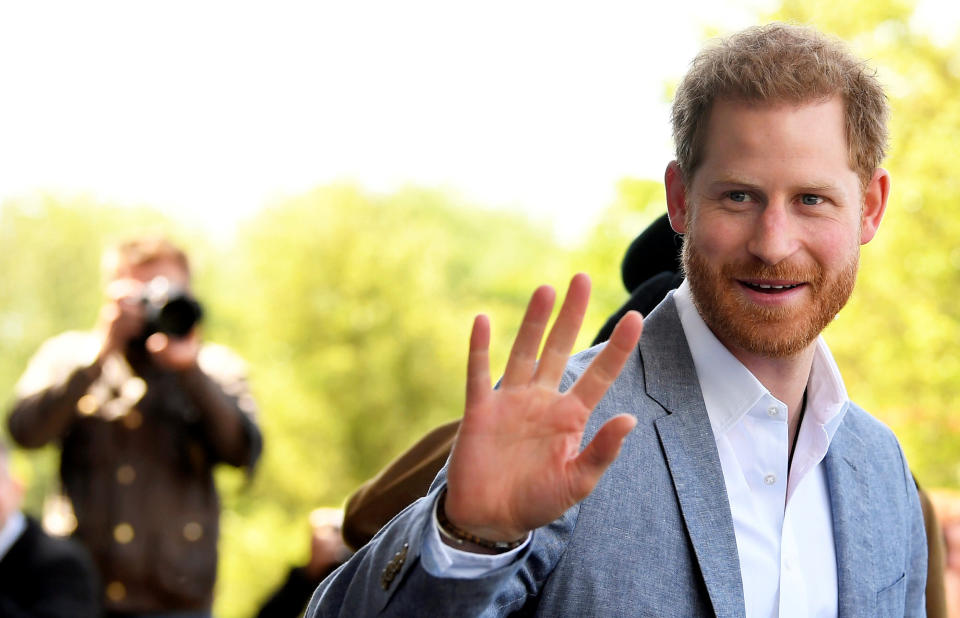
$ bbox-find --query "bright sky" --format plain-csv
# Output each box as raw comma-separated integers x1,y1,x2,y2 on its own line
1,1,956,242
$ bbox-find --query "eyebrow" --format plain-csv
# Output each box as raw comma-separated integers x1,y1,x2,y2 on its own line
706,178,840,194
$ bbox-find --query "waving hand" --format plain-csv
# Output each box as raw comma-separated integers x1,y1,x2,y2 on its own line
444,273,644,545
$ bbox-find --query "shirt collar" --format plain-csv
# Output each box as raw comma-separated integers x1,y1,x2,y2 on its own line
673,280,849,439
0,510,26,562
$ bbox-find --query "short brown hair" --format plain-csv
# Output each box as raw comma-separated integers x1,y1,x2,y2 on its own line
102,235,190,280
671,22,888,188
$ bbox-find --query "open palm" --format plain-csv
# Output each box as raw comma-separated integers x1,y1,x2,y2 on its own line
444,273,644,544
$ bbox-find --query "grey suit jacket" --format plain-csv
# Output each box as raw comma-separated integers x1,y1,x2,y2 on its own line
307,295,927,617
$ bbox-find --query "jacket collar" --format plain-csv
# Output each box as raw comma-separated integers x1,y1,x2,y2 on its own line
641,293,746,618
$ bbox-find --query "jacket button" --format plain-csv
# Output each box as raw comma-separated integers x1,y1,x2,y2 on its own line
106,581,126,601
116,464,136,485
113,522,135,544
380,543,409,590
183,521,204,541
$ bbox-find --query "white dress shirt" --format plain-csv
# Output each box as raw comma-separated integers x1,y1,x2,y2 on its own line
425,280,850,618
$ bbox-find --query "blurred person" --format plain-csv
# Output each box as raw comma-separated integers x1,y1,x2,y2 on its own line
255,508,352,618
0,440,100,617
307,24,927,616
7,236,262,617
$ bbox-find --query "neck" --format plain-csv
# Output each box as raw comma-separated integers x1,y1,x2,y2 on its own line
727,341,815,430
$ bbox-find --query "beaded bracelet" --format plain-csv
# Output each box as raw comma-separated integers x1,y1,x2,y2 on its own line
436,487,527,552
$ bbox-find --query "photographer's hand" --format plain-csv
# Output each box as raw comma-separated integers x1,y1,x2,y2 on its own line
443,273,643,547
95,278,146,365
146,330,201,371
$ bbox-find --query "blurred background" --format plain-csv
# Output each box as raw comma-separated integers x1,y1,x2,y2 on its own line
3,0,960,615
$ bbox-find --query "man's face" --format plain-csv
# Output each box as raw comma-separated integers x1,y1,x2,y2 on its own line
116,257,191,289
666,96,888,359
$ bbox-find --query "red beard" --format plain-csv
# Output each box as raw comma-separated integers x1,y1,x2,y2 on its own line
682,238,858,358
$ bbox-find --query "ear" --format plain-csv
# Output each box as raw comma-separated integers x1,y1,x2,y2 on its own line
859,168,890,245
665,162,690,234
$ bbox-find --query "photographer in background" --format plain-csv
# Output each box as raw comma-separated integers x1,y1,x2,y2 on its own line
7,236,262,618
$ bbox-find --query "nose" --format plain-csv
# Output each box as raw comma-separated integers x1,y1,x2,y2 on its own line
745,201,799,266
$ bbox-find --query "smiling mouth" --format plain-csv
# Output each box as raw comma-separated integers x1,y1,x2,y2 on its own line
741,281,805,293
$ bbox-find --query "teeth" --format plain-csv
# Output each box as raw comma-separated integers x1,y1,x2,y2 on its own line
754,283,798,290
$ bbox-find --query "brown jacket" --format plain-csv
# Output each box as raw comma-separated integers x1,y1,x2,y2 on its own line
342,420,458,551
7,331,261,614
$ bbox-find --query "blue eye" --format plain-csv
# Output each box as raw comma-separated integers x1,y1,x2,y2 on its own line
728,191,749,202
801,194,823,205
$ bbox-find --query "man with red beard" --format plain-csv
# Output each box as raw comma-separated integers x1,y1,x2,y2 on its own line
307,24,926,617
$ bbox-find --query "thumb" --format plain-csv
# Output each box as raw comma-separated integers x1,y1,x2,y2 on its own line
568,414,636,502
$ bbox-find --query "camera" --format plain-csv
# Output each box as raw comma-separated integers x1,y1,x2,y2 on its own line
140,277,203,338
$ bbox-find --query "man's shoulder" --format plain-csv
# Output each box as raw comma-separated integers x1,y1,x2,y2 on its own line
15,331,99,397
839,402,901,448
833,402,914,493
31,331,99,362
562,296,684,389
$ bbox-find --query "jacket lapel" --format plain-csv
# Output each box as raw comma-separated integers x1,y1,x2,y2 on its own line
642,296,746,618
823,421,875,617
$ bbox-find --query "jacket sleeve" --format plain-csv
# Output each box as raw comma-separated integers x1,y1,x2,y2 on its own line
306,478,579,617
7,333,100,448
179,343,262,471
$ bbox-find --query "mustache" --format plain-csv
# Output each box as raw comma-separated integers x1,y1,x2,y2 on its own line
718,259,823,283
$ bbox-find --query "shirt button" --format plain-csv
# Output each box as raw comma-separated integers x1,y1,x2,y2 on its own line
763,474,777,485
767,406,778,417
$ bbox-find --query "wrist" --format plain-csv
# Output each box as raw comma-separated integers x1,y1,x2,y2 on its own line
435,488,527,554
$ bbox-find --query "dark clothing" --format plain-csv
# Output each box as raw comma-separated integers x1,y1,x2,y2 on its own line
0,515,100,617
619,212,683,293
591,270,684,345
7,332,261,614
255,564,341,618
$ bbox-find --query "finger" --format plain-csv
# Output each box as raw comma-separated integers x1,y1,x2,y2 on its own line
568,311,643,411
568,413,637,502
465,314,492,411
501,285,556,388
105,278,143,302
145,333,168,354
533,273,591,386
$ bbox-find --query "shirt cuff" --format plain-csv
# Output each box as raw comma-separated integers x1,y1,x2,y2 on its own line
420,490,531,579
